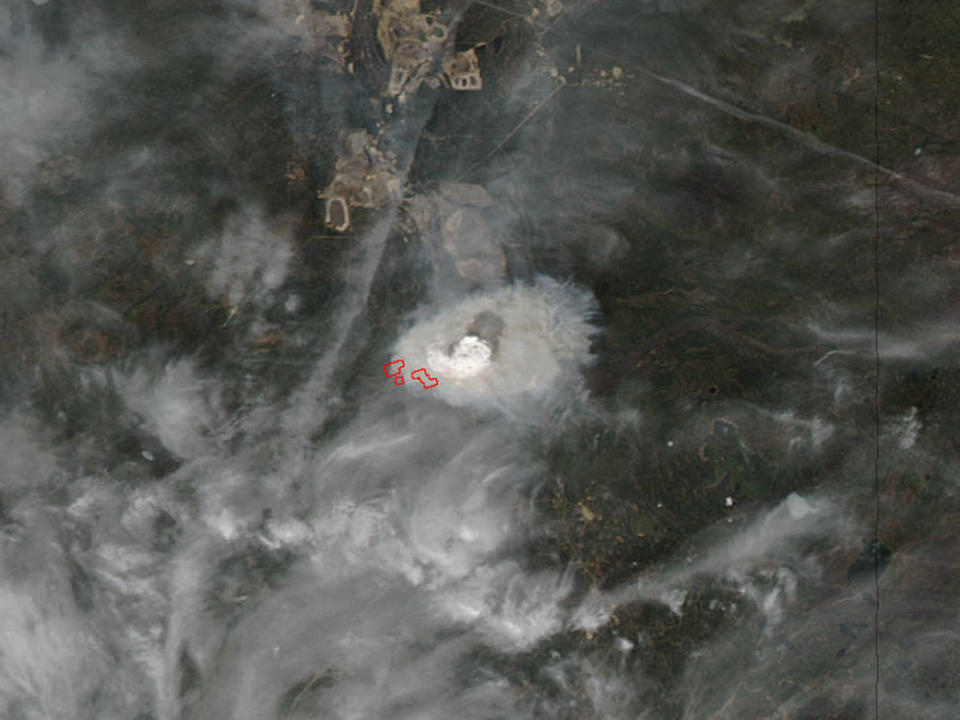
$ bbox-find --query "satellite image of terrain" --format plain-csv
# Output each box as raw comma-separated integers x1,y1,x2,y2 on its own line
0,0,958,718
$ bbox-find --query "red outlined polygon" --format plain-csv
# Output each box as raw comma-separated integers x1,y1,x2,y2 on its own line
385,359,438,389
410,368,439,389
384,359,405,385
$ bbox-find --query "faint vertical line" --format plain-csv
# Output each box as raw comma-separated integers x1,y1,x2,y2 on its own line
873,0,882,718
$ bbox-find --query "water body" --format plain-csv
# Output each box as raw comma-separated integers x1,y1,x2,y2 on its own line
1,1,958,718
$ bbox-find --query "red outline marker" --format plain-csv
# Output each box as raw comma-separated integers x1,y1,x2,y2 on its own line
384,359,405,385
411,368,439,389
